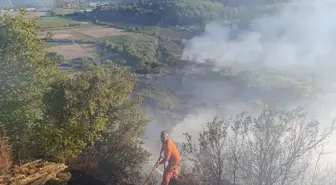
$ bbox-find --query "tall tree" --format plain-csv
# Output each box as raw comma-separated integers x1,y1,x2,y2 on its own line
0,9,60,160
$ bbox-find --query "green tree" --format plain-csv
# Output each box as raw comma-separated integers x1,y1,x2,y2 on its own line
35,63,150,164
0,9,60,160
48,52,64,64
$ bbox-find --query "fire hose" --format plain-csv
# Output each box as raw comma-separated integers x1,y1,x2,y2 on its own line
142,156,165,185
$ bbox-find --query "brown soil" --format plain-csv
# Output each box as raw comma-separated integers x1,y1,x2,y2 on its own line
42,27,131,60
47,44,98,60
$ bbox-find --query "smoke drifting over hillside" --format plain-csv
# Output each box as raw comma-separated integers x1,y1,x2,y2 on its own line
163,0,336,166
182,1,336,76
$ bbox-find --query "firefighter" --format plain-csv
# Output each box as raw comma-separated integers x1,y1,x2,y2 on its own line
155,131,181,185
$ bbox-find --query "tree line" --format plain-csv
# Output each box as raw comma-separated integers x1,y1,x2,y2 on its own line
74,0,295,28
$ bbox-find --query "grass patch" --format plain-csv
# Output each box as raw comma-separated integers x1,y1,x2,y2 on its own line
38,17,77,27
38,17,93,31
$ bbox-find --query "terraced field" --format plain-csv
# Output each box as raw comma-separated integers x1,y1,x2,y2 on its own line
39,26,131,60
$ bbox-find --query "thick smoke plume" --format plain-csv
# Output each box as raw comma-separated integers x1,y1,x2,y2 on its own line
165,0,336,166
182,1,336,76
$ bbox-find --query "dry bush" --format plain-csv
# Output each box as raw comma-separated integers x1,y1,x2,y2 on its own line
142,173,159,185
69,146,99,172
178,165,201,185
0,124,12,175
178,174,200,185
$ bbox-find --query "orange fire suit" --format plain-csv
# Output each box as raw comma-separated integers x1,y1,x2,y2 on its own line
160,139,181,185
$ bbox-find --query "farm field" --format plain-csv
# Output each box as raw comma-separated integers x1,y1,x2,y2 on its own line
16,9,132,60
6,9,188,68
38,27,130,40
78,27,132,38
37,17,93,30
38,17,102,33
41,26,132,60
48,43,97,60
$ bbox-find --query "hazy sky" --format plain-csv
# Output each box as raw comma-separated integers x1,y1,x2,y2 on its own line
0,0,11,7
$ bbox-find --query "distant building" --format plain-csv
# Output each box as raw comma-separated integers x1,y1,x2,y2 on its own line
11,0,53,8
64,0,80,8
80,8,93,12
88,3,97,7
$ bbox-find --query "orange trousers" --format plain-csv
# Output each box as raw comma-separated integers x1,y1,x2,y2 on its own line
161,161,181,185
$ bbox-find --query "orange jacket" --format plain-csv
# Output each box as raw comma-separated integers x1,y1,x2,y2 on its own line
161,139,181,164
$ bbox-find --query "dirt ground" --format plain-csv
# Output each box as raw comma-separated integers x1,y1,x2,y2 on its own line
47,43,98,60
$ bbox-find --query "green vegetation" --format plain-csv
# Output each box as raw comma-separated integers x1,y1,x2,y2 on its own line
0,1,332,185
139,87,180,110
223,70,317,101
0,10,59,159
83,0,293,28
89,0,225,27
97,30,189,73
38,17,92,31
51,8,81,16
138,87,182,128
99,33,161,73
36,0,315,108
38,17,79,28
0,9,149,183
55,0,295,75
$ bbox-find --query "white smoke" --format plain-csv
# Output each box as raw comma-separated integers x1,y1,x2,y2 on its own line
142,1,336,184
173,0,336,166
182,1,336,76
